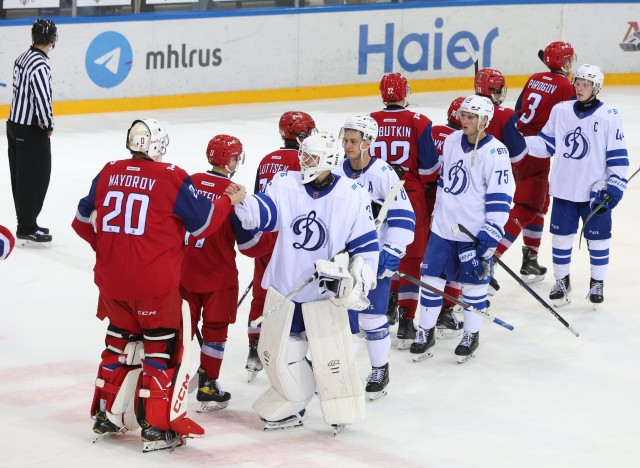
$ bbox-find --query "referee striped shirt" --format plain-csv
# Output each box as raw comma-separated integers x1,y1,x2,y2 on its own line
9,47,54,131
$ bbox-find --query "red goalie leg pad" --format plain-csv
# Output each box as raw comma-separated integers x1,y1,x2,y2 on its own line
91,352,140,417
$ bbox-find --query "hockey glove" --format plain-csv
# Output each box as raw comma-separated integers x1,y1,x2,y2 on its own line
377,243,406,279
590,176,626,214
335,255,375,311
458,245,490,281
476,222,502,260
315,252,353,299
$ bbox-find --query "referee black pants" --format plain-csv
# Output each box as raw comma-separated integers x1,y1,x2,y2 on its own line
6,121,51,235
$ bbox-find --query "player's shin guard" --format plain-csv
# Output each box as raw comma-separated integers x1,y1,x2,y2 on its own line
359,314,390,368
587,238,610,281
303,300,366,426
552,234,573,281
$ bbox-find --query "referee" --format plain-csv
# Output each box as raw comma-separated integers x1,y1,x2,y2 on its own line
6,18,58,244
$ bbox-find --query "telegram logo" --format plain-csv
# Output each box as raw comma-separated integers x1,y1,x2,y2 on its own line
86,31,133,88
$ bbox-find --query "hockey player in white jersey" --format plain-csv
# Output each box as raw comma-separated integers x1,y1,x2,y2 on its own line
524,64,629,307
333,115,416,399
411,95,514,363
234,131,379,432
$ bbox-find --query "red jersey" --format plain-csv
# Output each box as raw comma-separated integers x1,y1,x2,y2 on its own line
72,158,232,301
515,71,575,136
181,171,237,293
254,147,300,193
431,124,457,158
485,104,527,164
370,106,440,192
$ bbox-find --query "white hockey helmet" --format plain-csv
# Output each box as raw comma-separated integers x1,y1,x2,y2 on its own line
126,119,170,161
298,131,340,184
572,64,604,95
339,115,379,144
458,95,495,131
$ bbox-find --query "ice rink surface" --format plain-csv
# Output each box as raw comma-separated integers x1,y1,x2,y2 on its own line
1,87,639,467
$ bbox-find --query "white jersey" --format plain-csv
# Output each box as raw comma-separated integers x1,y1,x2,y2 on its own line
234,171,379,303
525,100,629,202
333,157,416,251
432,131,514,242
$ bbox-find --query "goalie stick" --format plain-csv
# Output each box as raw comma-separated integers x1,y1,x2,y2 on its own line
462,38,479,75
579,166,639,249
395,271,514,331
453,223,579,338
249,179,405,328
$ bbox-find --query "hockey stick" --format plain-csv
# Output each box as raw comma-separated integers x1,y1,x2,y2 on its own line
237,280,253,307
462,38,479,75
579,166,639,248
396,271,514,331
249,179,405,328
453,223,579,337
537,49,545,64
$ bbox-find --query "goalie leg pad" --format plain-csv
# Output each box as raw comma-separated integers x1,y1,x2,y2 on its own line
254,288,315,421
302,299,366,426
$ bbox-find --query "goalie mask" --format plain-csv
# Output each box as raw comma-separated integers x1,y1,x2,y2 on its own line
279,111,317,141
543,41,576,74
459,95,494,131
126,119,169,162
475,68,507,105
32,18,57,48
298,131,340,184
572,64,604,96
206,134,245,175
447,97,465,129
380,73,410,103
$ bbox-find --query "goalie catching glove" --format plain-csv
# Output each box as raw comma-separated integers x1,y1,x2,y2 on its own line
315,252,376,311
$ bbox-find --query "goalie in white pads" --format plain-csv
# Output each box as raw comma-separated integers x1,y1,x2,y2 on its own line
412,96,514,364
333,115,415,399
234,131,379,432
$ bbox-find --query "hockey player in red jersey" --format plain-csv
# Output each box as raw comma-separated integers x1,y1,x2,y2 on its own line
492,42,576,287
0,225,15,260
247,111,316,380
72,119,246,452
370,73,440,349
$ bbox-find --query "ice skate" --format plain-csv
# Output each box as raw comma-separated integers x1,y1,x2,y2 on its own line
386,290,399,325
396,307,416,350
455,331,479,364
262,409,306,431
586,278,604,308
141,419,184,453
520,247,547,283
196,378,231,412
16,229,52,247
409,326,435,362
550,275,571,307
92,411,125,443
436,305,464,339
245,338,263,382
332,424,347,436
365,363,389,401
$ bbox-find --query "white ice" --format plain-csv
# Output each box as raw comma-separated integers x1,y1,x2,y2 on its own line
1,88,639,467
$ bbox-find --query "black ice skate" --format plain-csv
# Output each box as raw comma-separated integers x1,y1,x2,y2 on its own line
246,338,263,382
520,247,547,283
365,363,389,401
197,378,231,412
386,290,399,325
396,307,416,350
436,305,464,339
16,229,52,247
550,275,571,307
141,419,184,453
586,278,604,307
455,331,479,364
410,326,435,362
92,411,125,443
262,409,306,431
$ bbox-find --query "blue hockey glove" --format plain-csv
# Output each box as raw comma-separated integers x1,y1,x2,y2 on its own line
377,243,405,279
458,244,490,280
476,222,502,260
590,176,626,214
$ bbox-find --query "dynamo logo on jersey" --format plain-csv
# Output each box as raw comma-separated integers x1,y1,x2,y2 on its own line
291,211,328,251
86,32,133,89
443,160,468,195
562,127,590,160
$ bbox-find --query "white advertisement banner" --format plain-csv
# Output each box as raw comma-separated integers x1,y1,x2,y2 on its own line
0,3,638,105
3,0,60,8
76,0,131,6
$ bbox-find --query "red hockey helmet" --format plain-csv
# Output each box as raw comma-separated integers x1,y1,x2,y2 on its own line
543,41,576,72
206,134,244,167
475,68,507,105
447,97,465,129
379,73,410,103
279,111,317,140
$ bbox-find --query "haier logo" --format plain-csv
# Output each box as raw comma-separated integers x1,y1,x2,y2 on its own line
358,18,498,74
85,31,133,88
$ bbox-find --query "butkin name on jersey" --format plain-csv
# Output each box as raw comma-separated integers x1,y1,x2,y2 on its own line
378,125,412,138
526,80,558,94
107,173,157,190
